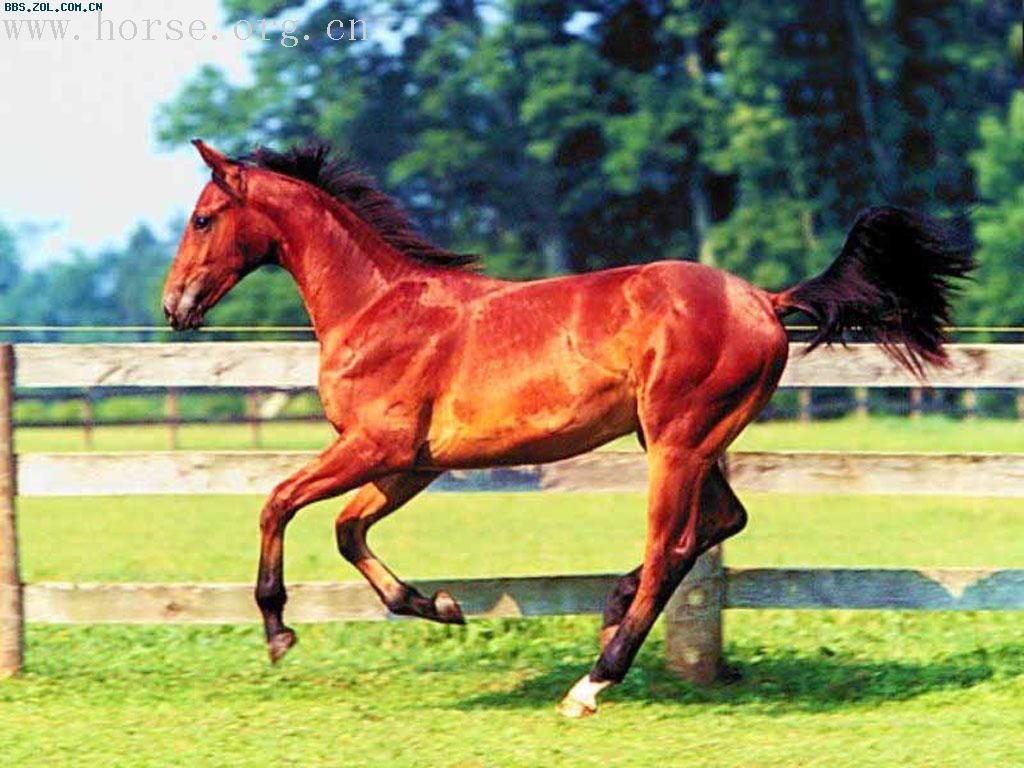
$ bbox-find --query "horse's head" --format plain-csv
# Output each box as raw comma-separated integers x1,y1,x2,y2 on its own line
162,140,281,330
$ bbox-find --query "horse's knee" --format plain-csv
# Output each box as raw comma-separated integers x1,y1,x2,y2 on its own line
259,493,295,535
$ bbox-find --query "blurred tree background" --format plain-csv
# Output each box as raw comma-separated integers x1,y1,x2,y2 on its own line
1,0,1021,331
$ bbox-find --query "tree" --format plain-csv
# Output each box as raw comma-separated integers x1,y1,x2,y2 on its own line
154,0,1019,313
0,222,20,298
882,0,1019,210
967,92,1024,329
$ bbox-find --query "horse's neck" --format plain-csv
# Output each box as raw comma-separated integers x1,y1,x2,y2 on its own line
273,197,414,337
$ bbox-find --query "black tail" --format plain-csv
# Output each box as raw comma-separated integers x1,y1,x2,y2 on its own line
772,206,975,377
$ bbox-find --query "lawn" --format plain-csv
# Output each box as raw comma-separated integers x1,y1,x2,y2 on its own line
15,413,1024,454
3,416,1023,766
16,493,1024,582
4,614,1022,767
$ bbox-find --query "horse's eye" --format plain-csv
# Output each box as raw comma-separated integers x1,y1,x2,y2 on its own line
193,215,212,231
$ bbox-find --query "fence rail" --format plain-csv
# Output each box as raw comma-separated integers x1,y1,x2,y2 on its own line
14,342,1024,389
16,450,1024,497
22,567,1024,625
3,342,1024,684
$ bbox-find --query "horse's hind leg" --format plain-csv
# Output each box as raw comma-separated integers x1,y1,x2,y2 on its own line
558,447,713,717
336,471,465,624
598,463,747,651
560,360,778,718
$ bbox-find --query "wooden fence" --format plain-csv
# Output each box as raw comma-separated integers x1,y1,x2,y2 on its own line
2,342,1024,683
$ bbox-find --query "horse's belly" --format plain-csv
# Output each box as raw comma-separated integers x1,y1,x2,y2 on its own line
425,374,637,468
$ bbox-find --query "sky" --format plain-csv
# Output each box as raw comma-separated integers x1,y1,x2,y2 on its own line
0,0,259,267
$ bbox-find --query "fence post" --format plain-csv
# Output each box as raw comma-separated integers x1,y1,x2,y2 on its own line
0,345,22,677
166,389,180,450
245,390,262,449
81,390,94,450
665,546,724,686
963,389,977,421
854,387,869,419
1017,391,1024,421
909,388,923,420
798,389,812,423
664,456,726,687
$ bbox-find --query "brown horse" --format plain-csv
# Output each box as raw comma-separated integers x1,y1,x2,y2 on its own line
162,140,973,717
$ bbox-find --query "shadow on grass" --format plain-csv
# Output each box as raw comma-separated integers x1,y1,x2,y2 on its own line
455,641,1024,713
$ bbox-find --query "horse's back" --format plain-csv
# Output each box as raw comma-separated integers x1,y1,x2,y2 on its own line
425,261,784,465
427,269,641,465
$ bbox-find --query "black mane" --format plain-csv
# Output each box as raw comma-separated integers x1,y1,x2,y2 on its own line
239,143,479,270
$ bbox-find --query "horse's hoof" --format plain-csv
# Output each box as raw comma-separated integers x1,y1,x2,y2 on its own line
433,590,466,625
556,695,597,719
556,674,609,718
267,629,297,664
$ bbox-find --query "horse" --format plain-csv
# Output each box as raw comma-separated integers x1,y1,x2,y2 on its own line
162,139,973,717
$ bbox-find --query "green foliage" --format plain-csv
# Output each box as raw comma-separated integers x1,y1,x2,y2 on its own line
152,0,1019,314
0,223,171,336
0,222,20,296
968,92,1024,328
4,1,1021,332
205,266,310,329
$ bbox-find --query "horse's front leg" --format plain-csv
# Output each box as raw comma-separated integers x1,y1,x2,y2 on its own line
256,434,391,663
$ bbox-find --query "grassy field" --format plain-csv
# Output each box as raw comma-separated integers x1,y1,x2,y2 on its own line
3,416,1024,766
5,615,1022,767
17,492,1024,582
16,413,1024,453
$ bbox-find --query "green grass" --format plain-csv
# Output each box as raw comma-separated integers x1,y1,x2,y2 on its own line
15,414,1024,454
731,414,1024,453
17,493,1024,583
4,615,1022,767
4,416,1024,765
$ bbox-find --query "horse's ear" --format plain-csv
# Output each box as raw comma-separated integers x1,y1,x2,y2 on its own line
192,139,244,200
193,139,230,174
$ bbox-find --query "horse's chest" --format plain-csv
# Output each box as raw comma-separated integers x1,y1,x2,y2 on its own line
316,337,449,436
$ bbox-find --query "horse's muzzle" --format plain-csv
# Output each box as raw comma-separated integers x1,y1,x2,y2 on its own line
162,284,206,331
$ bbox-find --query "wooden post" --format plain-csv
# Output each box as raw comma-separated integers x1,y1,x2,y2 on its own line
798,389,812,423
81,391,94,450
909,388,923,421
165,389,180,450
1017,391,1024,421
0,345,23,677
664,455,727,687
963,389,977,421
245,390,262,449
854,387,869,419
665,545,724,686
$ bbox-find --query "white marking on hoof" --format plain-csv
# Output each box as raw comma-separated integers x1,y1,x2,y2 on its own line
556,675,611,719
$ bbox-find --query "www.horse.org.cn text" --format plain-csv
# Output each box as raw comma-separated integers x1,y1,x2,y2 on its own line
0,10,369,47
